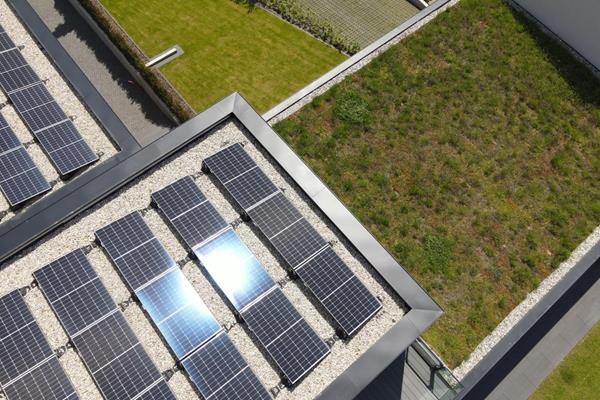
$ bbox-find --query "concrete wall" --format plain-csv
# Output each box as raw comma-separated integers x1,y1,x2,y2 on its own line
514,0,600,70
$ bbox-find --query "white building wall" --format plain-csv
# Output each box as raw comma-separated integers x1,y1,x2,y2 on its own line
514,0,600,70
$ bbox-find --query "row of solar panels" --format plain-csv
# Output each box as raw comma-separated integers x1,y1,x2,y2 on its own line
0,25,97,207
0,144,380,400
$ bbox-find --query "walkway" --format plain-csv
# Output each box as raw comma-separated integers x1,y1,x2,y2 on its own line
487,273,600,399
27,0,173,146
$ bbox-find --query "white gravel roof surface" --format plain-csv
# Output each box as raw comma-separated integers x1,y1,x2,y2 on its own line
0,120,406,399
0,0,117,222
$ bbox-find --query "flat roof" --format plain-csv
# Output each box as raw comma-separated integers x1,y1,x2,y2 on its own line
0,1,117,221
0,93,442,399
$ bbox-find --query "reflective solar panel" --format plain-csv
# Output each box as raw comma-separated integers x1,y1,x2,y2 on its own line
152,176,229,248
3,357,78,400
35,249,173,400
241,288,330,385
194,229,275,311
34,250,117,336
136,269,221,359
0,147,50,207
8,82,53,113
203,143,256,183
247,192,303,239
0,291,78,400
182,331,271,400
0,65,40,93
270,218,328,270
0,32,16,52
0,48,26,73
297,248,381,336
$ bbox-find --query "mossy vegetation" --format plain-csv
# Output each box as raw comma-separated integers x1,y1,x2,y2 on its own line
275,0,600,366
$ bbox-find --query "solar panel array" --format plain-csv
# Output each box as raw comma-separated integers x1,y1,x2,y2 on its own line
0,290,78,400
153,176,330,385
0,112,50,206
95,211,271,400
203,144,382,337
34,249,175,400
0,25,97,177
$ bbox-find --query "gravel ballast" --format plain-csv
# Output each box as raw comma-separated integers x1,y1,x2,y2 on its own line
0,120,406,399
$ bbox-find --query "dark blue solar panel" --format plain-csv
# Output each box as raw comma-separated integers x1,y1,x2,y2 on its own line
194,229,275,311
241,288,329,385
8,82,53,113
297,248,381,336
0,291,33,340
95,212,155,260
152,177,229,248
0,65,40,93
21,101,67,133
136,269,221,359
0,48,26,73
203,143,257,183
3,357,79,400
34,249,117,336
0,32,16,52
136,381,176,400
269,218,328,270
182,332,271,400
247,192,303,239
0,126,21,153
113,239,176,291
0,146,50,207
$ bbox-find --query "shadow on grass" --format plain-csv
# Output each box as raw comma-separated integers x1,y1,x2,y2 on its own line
509,5,600,108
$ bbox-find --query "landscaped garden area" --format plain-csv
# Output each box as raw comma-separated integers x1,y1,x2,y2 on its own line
100,0,346,113
531,321,600,399
274,0,600,367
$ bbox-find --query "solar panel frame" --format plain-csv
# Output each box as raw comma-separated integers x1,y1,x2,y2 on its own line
241,288,330,385
0,65,40,93
2,357,79,400
182,331,271,400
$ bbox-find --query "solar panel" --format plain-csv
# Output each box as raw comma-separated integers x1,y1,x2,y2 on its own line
270,218,328,270
3,357,78,400
247,192,303,239
194,229,275,311
0,48,26,73
136,269,221,359
20,101,68,133
204,144,279,210
241,288,330,385
182,331,271,400
202,143,257,183
0,32,16,53
0,147,51,207
297,248,381,336
152,176,229,248
8,82,54,113
0,291,78,400
35,249,173,400
0,126,21,153
0,65,40,93
95,212,155,259
135,381,176,400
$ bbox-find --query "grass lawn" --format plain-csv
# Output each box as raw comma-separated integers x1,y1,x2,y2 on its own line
100,0,346,113
531,321,600,399
274,0,600,367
